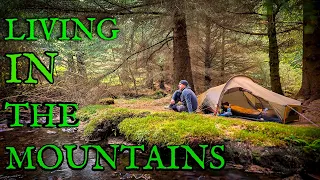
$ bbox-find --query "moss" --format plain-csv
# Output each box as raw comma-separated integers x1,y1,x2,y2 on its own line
82,107,150,138
80,105,320,147
77,105,112,122
99,98,115,105
119,112,320,146
119,112,221,145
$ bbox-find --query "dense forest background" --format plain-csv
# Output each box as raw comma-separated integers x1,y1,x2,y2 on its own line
0,0,319,108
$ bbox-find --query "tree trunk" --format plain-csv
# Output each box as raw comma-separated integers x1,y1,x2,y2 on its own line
128,65,138,96
66,55,76,82
298,0,320,102
146,64,155,90
76,52,87,81
159,64,166,90
146,54,154,90
127,21,138,95
266,0,284,95
172,0,194,91
220,28,226,84
204,16,213,89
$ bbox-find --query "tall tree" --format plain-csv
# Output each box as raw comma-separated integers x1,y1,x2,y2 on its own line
172,0,195,90
220,28,226,84
266,0,284,95
204,16,213,89
298,0,320,102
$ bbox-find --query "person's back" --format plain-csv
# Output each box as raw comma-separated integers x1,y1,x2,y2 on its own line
181,87,198,112
166,80,198,113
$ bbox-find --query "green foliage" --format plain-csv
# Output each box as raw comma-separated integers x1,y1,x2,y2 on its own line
280,62,302,95
77,105,113,122
82,106,149,137
80,105,320,146
234,122,320,146
284,135,308,146
119,112,221,145
119,112,320,147
304,139,320,153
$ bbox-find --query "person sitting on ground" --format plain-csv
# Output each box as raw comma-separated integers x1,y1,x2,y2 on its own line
168,89,182,109
167,80,198,113
219,102,233,117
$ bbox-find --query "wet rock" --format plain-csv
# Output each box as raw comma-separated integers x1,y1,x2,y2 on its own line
47,176,59,180
26,130,37,133
120,173,132,179
0,174,24,179
47,130,57,134
245,165,273,174
38,117,46,124
61,128,77,133
132,174,143,179
97,128,107,133
225,163,244,170
111,172,119,178
67,117,76,124
239,158,247,165
140,174,151,180
183,172,196,176
0,124,14,132
20,119,31,125
20,151,26,156
282,174,303,180
88,137,101,142
225,172,244,180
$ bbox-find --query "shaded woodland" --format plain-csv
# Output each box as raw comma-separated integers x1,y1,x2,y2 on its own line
0,0,319,106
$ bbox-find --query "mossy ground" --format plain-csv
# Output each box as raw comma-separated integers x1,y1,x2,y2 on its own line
78,106,149,137
78,104,320,147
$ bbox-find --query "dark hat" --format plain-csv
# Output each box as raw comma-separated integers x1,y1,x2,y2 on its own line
179,80,188,86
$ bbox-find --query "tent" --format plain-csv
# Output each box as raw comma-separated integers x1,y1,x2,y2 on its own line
197,75,302,123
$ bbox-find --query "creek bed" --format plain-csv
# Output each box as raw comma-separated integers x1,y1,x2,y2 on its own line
0,127,283,180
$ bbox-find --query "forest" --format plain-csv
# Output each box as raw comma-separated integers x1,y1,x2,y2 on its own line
1,0,319,104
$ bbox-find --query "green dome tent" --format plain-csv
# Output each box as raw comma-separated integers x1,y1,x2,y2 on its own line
197,76,302,123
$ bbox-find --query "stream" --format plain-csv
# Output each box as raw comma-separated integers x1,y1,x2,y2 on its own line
0,120,284,180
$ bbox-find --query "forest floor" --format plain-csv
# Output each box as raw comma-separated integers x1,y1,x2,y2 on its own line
78,97,320,147
77,97,320,176
111,96,320,127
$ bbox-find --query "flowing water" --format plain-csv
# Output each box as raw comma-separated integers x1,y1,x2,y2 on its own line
0,120,283,180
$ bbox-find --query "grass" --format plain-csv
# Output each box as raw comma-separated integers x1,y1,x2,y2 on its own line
123,97,155,104
76,105,113,122
78,106,150,137
79,105,320,147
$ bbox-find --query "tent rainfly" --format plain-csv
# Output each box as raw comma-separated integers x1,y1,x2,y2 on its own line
197,76,302,123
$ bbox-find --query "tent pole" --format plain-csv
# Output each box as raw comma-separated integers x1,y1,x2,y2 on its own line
271,104,283,123
287,105,319,127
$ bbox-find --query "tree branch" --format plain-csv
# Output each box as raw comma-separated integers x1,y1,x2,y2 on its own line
19,6,168,16
212,19,302,36
102,0,133,13
226,10,266,16
146,37,173,64
95,36,173,82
